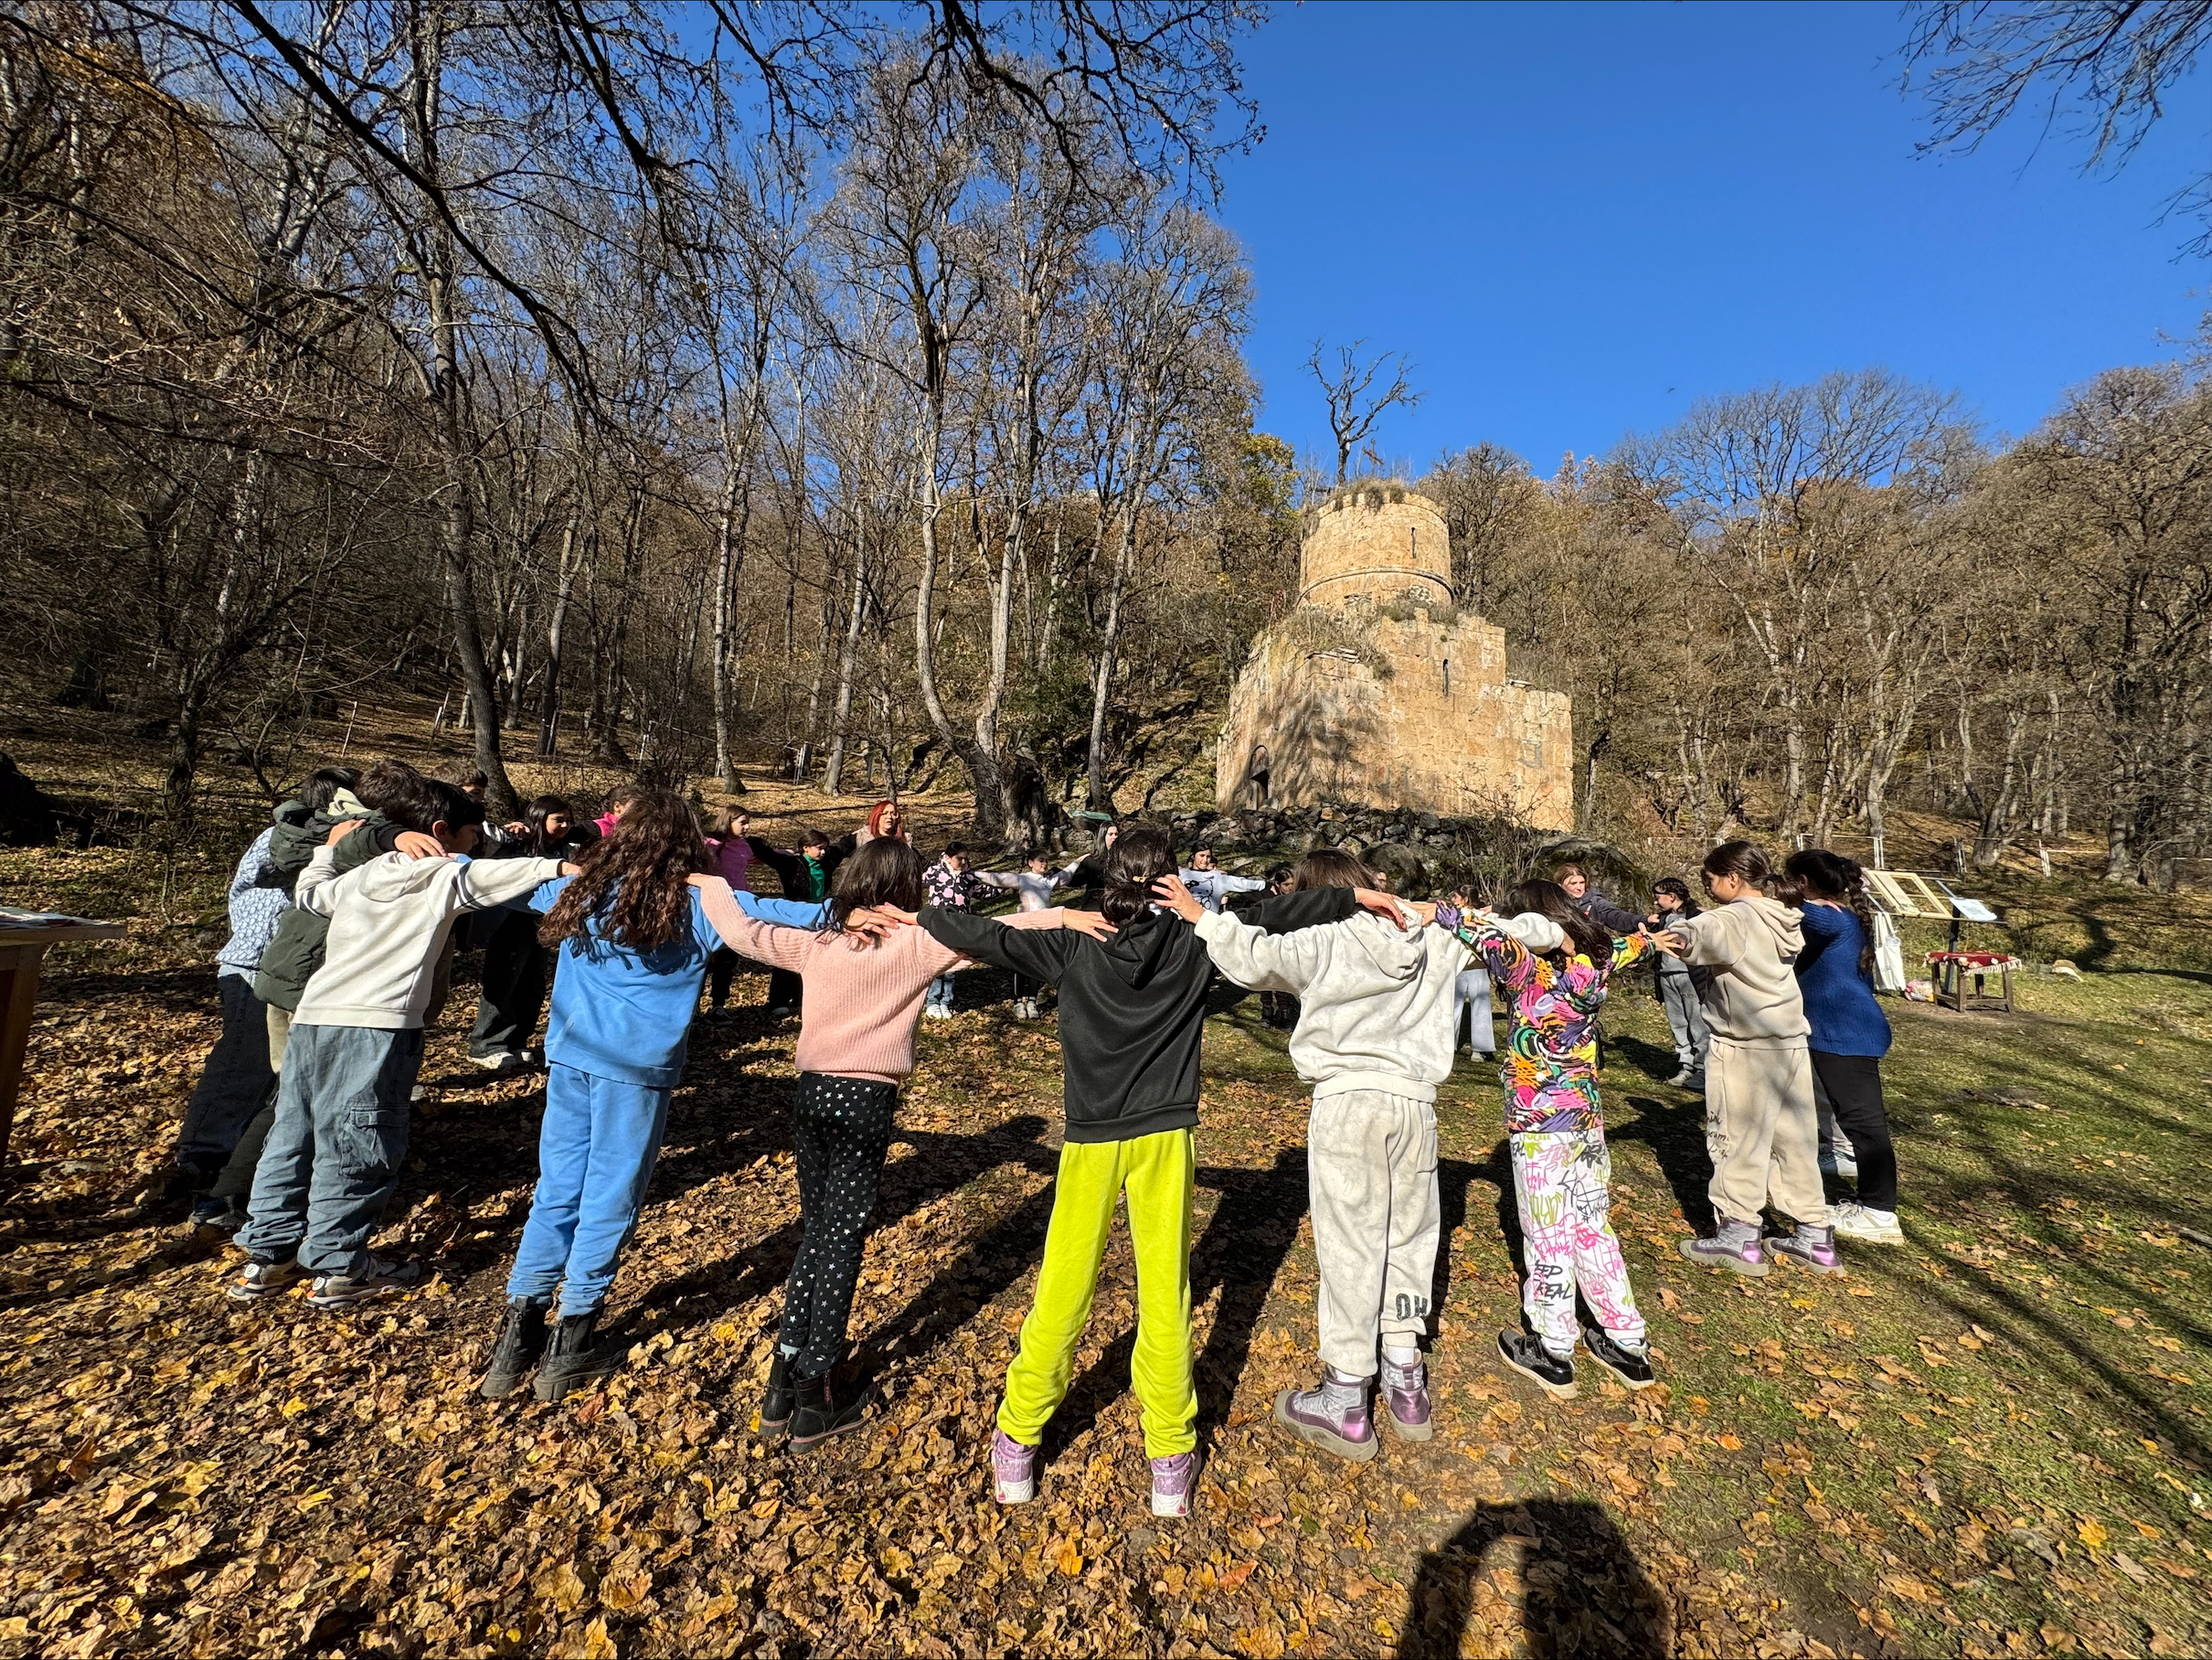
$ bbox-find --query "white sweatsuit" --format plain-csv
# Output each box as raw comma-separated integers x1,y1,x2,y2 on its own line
1196,901,1468,1375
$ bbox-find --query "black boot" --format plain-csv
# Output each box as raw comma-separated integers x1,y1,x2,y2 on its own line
760,1351,796,1434
533,1310,622,1402
478,1298,552,1399
787,1370,870,1449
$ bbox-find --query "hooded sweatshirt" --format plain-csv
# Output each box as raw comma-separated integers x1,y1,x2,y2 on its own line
252,807,408,1012
291,847,565,1029
1666,896,1810,1045
917,889,1357,1144
524,875,826,1089
1195,900,1464,1102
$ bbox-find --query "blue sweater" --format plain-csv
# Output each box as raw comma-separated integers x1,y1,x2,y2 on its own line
528,878,827,1088
1793,903,1891,1059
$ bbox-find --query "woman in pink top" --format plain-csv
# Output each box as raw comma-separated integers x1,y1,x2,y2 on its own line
697,837,1099,1449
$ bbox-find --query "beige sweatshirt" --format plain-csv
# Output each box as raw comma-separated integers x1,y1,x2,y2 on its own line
1668,896,1810,1045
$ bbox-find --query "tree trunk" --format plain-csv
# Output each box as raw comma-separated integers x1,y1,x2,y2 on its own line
1086,495,1142,811
824,538,868,795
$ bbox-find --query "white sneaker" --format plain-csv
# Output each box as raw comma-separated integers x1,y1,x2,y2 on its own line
1817,1149,1860,1181
923,1005,953,1020
1830,1202,1903,1245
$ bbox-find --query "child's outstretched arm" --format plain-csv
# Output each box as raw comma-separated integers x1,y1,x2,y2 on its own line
728,888,832,929
692,878,815,971
913,904,1079,982
455,856,570,912
1189,901,1328,995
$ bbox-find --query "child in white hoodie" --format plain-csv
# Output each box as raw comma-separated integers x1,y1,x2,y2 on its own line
1159,850,1467,1462
230,779,571,1309
1658,840,1836,1278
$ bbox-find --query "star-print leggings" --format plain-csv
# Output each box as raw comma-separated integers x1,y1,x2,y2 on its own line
778,1071,900,1379
1508,1128,1645,1359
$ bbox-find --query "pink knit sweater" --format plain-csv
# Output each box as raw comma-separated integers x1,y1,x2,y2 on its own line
691,876,1064,1084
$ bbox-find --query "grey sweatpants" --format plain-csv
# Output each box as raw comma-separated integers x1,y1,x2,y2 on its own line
1308,1090,1441,1378
1657,972,1708,1073
1703,1037,1829,1229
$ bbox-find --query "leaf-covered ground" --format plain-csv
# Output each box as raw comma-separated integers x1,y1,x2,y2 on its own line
4,846,2212,1658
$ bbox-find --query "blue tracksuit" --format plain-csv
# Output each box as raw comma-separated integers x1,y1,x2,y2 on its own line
507,881,824,1314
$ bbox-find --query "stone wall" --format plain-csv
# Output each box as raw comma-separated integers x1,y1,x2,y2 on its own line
1215,609,1575,828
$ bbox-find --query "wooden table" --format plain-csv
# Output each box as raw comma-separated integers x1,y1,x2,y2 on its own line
1928,950,2018,1015
1,919,127,1173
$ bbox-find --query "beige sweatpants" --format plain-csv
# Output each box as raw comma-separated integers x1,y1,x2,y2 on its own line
265,1004,293,1073
1703,1038,1830,1228
1308,1090,1441,1378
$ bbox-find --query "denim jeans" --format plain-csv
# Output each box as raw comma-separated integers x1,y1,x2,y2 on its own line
172,973,276,1181
506,1064,671,1317
925,974,956,1012
237,1023,425,1275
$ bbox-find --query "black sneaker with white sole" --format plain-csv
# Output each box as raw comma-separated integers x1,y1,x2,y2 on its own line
1580,1327,1656,1389
1497,1329,1579,1399
306,1254,423,1310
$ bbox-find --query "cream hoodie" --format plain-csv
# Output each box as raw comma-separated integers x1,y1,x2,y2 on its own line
1667,896,1810,1045
1196,902,1462,1101
1195,905,1569,1103
292,846,565,1029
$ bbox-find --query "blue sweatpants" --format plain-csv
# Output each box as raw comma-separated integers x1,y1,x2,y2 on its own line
506,1063,671,1317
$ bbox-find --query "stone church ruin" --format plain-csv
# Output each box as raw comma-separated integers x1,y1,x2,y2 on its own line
1216,482,1574,830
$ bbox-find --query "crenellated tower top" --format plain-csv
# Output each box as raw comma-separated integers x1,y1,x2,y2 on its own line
1297,482,1454,611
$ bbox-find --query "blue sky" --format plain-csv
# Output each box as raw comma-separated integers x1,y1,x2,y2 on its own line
1218,1,2211,475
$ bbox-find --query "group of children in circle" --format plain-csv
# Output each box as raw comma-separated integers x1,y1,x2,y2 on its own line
168,762,1897,1520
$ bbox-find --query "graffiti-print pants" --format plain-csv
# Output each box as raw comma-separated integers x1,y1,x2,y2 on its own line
1508,1128,1645,1358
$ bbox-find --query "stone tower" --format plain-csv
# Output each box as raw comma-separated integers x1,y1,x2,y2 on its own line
1215,482,1575,829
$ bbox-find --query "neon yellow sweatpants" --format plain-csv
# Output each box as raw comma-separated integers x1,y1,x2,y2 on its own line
997,1127,1196,1459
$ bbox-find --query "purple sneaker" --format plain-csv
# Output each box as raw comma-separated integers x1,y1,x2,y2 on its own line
1379,1356,1432,1442
991,1429,1037,1505
1677,1216,1771,1278
1272,1367,1377,1463
1768,1223,1845,1276
1150,1450,1197,1517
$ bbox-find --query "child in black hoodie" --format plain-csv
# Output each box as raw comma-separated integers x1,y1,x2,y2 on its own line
912,824,1395,1517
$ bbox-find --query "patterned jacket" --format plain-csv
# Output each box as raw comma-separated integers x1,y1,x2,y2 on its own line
923,857,988,910
1441,906,1649,1135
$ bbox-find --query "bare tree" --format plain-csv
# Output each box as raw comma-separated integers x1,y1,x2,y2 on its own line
1904,1,2212,254
1306,338,1423,486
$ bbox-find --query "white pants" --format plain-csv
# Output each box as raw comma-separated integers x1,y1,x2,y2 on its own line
1452,968,1494,1056
1308,1091,1441,1378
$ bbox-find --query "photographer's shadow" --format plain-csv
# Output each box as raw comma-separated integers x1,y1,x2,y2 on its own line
1401,1497,1669,1658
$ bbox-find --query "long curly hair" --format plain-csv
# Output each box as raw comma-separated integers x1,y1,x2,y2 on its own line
538,790,707,953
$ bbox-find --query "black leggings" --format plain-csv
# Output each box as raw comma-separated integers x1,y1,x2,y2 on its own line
1811,1050,1898,1211
707,947,739,1008
780,1071,899,1378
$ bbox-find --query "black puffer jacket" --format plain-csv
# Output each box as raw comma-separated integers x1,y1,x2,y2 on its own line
917,888,1356,1144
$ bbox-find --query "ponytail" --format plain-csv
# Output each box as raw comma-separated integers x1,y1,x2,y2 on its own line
1781,847,1877,980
